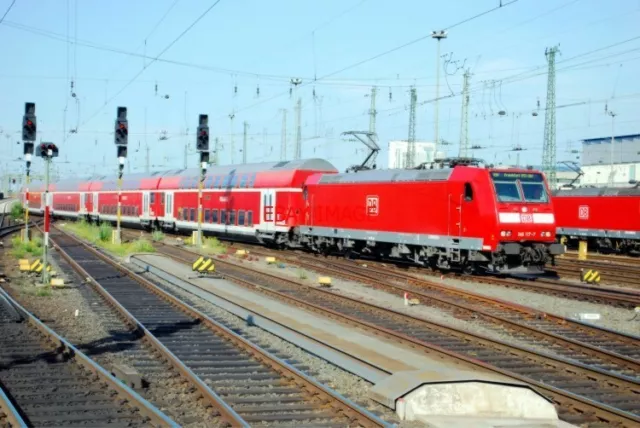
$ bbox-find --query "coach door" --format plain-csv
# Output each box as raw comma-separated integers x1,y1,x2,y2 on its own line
93,192,99,216
262,189,275,232
142,191,150,218
165,193,174,220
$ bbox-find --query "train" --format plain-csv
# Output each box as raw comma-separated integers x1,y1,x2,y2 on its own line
553,185,640,255
22,158,564,274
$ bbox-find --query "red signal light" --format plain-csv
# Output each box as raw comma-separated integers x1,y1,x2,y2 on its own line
26,120,33,126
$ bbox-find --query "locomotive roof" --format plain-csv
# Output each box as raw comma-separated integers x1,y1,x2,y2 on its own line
316,167,453,184
554,186,640,196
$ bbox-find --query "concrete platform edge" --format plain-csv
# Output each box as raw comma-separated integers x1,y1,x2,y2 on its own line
128,255,390,384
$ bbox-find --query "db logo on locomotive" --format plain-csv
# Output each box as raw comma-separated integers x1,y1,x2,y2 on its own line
520,213,533,223
366,196,379,216
578,205,589,220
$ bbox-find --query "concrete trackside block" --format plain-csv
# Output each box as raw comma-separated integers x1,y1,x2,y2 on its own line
370,369,558,422
111,364,143,389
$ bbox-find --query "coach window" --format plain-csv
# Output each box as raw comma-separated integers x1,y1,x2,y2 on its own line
238,210,245,226
247,210,253,226
214,176,221,188
240,175,247,188
464,183,474,201
205,209,211,223
212,209,219,223
230,175,238,188
229,210,236,225
248,174,256,187
221,210,227,225
150,193,155,204
190,208,196,222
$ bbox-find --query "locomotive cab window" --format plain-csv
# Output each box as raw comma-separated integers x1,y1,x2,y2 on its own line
464,183,473,201
491,172,548,203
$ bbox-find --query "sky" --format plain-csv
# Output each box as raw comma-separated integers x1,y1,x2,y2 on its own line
1,0,639,181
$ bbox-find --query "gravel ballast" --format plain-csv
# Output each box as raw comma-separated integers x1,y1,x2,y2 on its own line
124,259,410,427
0,244,222,428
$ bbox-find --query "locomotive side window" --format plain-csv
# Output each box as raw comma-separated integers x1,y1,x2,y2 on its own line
464,183,473,201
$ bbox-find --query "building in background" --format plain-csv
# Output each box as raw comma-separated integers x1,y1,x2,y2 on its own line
579,133,640,186
388,140,439,169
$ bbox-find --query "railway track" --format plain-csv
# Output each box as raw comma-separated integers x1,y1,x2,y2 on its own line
0,286,174,427
145,239,640,427
50,227,390,428
554,258,640,290
240,249,640,377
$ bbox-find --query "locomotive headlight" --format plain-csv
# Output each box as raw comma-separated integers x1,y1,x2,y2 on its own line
506,230,512,237
500,231,506,237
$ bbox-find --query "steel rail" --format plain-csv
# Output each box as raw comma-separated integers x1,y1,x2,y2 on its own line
0,383,26,428
274,252,640,375
52,226,391,428
0,286,177,427
154,242,640,428
48,230,249,428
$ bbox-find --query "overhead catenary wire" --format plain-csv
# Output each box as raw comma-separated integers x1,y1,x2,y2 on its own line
0,0,16,24
70,0,225,139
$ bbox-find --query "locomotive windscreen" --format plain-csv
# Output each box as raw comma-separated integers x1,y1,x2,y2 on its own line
491,172,548,203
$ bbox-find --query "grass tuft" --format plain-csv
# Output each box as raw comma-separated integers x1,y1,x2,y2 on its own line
63,221,156,257
151,230,165,242
10,202,24,221
10,235,43,259
202,237,227,255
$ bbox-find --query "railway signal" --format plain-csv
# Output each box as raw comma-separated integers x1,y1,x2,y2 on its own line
195,114,209,247
22,102,37,243
37,141,59,286
114,107,127,244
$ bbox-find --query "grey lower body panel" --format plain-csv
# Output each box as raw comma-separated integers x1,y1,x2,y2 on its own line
557,227,640,240
300,226,484,251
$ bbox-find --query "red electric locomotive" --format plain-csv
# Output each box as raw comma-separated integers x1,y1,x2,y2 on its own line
24,158,562,273
294,159,563,273
553,186,640,255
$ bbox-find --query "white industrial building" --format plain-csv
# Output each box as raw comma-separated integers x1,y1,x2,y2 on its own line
579,134,640,186
388,140,441,169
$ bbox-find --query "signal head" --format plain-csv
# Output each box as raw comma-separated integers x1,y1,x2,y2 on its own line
117,107,127,120
198,114,208,126
25,102,35,115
